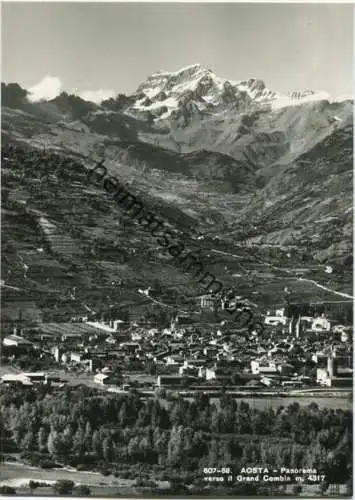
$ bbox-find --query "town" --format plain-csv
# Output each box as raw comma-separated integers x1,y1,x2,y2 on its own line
1,292,352,397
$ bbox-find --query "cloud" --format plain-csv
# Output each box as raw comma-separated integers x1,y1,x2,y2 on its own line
77,89,116,104
26,75,116,104
28,76,62,102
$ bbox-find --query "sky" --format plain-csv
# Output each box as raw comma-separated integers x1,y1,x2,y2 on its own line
2,2,354,102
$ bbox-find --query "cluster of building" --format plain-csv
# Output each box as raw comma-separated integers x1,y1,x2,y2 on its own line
1,301,352,392
264,307,338,338
1,371,65,387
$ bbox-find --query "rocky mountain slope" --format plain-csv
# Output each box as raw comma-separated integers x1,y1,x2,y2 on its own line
1,67,353,321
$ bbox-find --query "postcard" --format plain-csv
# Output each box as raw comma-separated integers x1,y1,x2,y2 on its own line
1,2,353,498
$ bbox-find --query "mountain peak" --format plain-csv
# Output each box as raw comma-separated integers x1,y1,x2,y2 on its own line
131,65,280,123
127,65,345,125
153,63,212,77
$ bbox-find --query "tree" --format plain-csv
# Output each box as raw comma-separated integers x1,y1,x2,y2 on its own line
29,481,37,495
1,82,28,108
74,485,91,496
195,393,209,411
211,410,223,433
167,425,185,466
0,486,16,495
21,430,35,451
73,426,85,457
53,480,75,495
170,399,185,426
292,485,303,495
136,407,149,428
118,402,128,427
102,437,113,462
320,480,329,495
154,430,169,465
138,435,151,462
62,426,73,458
91,430,102,457
208,438,220,465
38,427,48,453
84,422,93,450
127,436,140,461
47,430,62,457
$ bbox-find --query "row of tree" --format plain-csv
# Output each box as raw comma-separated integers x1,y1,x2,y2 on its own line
0,385,352,485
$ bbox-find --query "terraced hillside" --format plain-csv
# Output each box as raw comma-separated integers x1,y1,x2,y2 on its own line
1,69,353,321
2,136,352,325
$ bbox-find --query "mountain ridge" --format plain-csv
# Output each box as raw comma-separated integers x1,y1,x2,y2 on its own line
1,65,353,321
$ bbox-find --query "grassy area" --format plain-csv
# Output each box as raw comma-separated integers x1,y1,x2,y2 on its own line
0,462,169,496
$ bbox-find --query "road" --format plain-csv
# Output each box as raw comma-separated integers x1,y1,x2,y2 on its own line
211,247,354,300
297,277,354,300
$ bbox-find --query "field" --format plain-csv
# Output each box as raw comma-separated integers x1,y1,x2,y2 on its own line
0,462,170,496
33,322,117,338
207,396,352,411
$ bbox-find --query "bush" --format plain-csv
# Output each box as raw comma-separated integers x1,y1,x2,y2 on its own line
20,451,38,463
53,479,75,495
74,485,91,496
76,464,89,471
29,480,37,491
19,451,58,469
0,486,16,495
292,485,303,495
169,482,189,494
29,481,51,489
135,477,158,488
159,471,171,481
39,459,60,469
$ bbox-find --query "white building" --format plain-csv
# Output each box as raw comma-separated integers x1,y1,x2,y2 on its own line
94,372,118,385
341,329,351,343
70,352,86,363
200,294,214,310
23,372,46,383
166,355,184,365
1,374,32,386
251,360,277,375
105,336,117,344
205,367,217,380
264,308,287,326
311,314,331,332
261,376,273,387
333,324,346,333
3,335,33,350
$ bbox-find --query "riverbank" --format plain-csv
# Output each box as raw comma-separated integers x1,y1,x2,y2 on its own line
0,461,169,496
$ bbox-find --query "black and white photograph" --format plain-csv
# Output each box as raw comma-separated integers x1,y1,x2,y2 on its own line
0,1,353,497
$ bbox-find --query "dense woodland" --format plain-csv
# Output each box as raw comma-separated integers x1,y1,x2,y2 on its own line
0,385,352,493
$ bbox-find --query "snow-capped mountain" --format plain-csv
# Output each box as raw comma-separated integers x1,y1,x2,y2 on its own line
2,66,351,169
123,64,334,125
129,64,280,122
1,65,353,318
